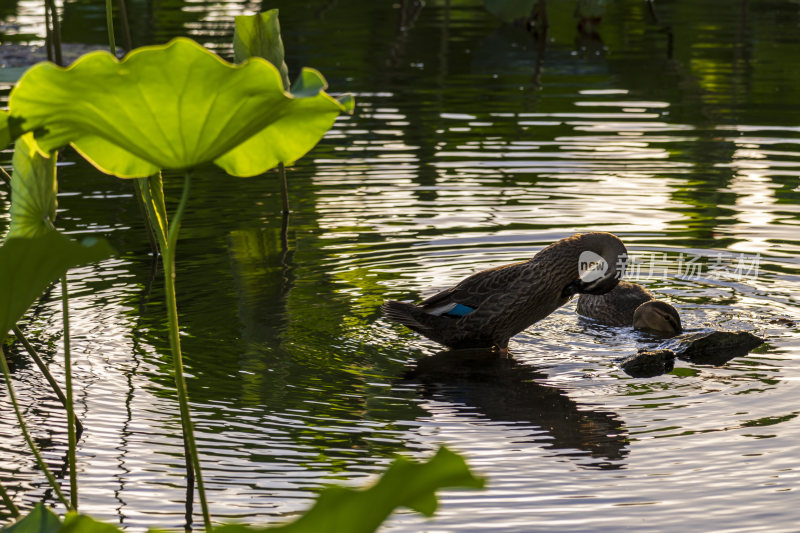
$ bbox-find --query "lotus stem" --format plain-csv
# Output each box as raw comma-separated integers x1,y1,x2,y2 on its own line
11,325,83,434
141,172,210,527
44,0,63,66
142,173,168,250
0,345,70,509
0,480,19,517
105,0,116,56
183,437,196,529
134,178,160,255
0,165,11,187
161,171,212,529
61,276,78,510
44,4,52,62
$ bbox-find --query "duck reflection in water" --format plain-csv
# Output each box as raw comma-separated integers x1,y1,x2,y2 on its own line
406,348,629,469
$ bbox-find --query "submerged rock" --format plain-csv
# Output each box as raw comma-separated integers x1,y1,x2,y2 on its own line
618,329,764,378
619,349,675,378
662,330,764,366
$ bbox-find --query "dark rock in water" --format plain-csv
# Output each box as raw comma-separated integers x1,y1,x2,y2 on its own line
620,330,765,376
662,330,764,366
619,349,675,378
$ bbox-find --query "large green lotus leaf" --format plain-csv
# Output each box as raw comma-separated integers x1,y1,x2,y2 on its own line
0,230,113,344
9,37,352,178
234,10,291,90
215,69,353,176
1,503,61,533
7,133,57,238
213,447,485,533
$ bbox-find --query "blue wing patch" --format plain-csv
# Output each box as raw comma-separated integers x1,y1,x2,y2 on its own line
443,303,475,317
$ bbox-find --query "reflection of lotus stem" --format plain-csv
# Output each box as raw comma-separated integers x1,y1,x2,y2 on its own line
105,0,116,56
279,162,290,214
116,0,132,51
0,480,19,517
161,171,212,529
0,344,70,508
62,276,78,509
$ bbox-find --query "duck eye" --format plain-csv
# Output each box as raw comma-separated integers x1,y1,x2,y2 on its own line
662,312,681,331
561,279,582,298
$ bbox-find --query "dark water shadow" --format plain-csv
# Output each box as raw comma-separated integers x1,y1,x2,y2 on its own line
404,348,629,469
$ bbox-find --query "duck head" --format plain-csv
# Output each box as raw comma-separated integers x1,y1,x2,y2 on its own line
633,300,682,337
560,232,628,298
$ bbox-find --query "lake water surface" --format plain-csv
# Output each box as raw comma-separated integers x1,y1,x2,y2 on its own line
1,0,799,531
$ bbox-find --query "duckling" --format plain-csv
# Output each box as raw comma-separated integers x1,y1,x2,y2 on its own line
577,281,682,336
382,232,628,351
633,300,682,336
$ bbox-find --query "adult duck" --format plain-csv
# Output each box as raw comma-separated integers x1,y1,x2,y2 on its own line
576,280,682,336
382,232,627,351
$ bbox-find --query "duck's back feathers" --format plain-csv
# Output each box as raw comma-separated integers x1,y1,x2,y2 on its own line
418,261,528,312
382,300,475,330
576,281,652,326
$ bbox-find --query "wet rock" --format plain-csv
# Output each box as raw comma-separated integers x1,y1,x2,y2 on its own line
619,349,675,378
662,330,764,366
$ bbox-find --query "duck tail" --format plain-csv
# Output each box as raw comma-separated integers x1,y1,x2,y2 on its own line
381,300,431,330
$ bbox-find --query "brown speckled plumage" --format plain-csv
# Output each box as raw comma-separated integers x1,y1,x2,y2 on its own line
576,281,652,326
577,281,682,336
382,232,627,349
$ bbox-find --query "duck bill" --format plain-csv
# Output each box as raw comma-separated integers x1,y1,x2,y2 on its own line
561,273,620,298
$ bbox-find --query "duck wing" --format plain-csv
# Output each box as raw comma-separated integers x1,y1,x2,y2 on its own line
419,260,529,312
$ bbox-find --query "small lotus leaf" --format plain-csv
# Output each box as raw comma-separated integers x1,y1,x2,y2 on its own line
58,513,124,533
234,10,291,90
9,38,352,178
7,133,57,238
0,231,113,344
213,447,485,533
0,503,61,533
